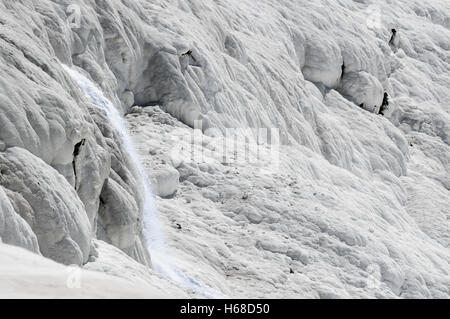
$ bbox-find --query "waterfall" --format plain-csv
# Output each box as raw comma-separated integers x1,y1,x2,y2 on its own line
63,65,216,298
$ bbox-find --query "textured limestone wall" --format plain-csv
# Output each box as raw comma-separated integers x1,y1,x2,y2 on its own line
0,0,151,265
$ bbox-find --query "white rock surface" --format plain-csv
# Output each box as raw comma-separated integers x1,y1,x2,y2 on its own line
150,165,180,198
0,147,91,265
340,71,384,112
84,240,189,298
0,186,39,253
0,0,449,299
0,0,151,266
127,104,449,299
0,243,175,299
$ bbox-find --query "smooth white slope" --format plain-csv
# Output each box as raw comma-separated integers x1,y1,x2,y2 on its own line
0,242,184,299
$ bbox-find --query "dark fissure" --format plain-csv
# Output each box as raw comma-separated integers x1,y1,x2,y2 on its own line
72,139,86,190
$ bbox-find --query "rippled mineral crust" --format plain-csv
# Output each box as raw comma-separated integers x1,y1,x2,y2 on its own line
0,0,449,298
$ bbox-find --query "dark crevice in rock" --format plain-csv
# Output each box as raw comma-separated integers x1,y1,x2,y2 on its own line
72,139,86,190
132,100,161,107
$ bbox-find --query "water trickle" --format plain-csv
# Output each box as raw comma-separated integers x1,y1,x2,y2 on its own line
63,65,216,298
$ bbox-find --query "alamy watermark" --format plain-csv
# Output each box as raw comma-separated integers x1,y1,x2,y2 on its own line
366,4,383,31
66,265,82,289
64,3,280,171
66,4,81,29
366,263,382,290
169,121,281,173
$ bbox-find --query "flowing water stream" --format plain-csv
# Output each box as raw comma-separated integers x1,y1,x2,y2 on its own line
63,64,216,298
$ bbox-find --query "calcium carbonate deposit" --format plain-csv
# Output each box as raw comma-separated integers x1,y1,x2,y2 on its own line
0,0,449,298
